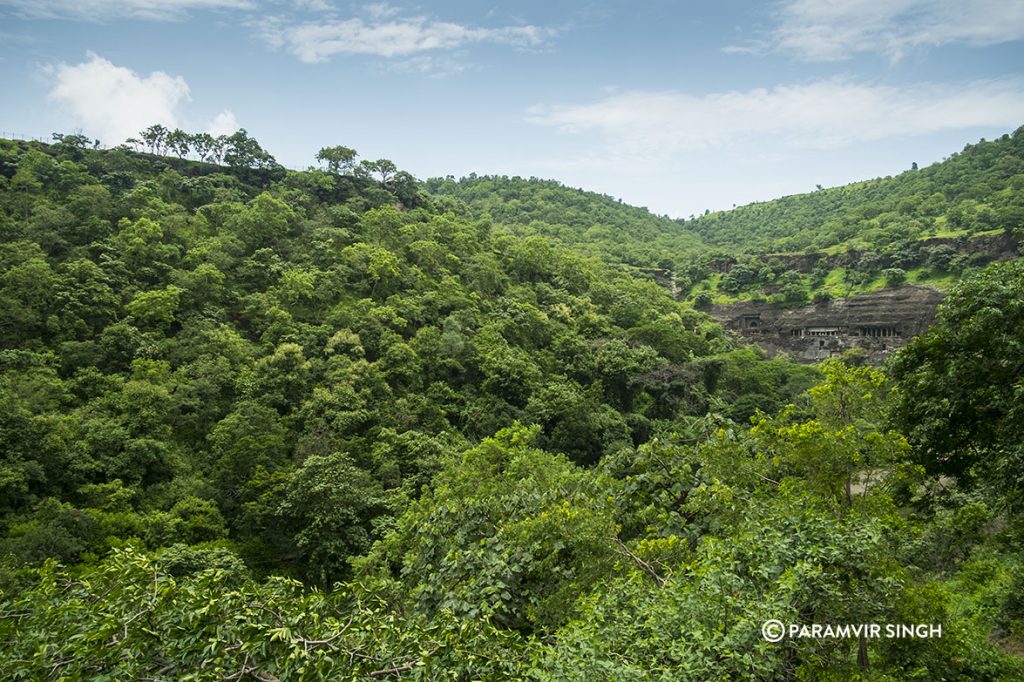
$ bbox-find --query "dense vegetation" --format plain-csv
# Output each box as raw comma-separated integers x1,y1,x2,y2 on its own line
433,129,1024,308
423,175,702,270
1,131,1023,679
689,129,1024,253
683,128,1024,306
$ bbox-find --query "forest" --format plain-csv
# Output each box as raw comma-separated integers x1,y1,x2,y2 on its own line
431,130,1024,309
1,126,1024,680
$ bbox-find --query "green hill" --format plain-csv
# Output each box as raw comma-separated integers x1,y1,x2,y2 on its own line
425,130,1024,307
2,132,1024,680
424,174,705,268
0,133,815,578
687,126,1024,254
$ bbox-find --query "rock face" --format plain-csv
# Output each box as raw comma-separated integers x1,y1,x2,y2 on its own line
710,285,946,363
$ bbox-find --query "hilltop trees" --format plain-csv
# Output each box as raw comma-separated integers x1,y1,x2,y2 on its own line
188,132,221,163
222,129,278,171
165,128,191,158
688,126,1024,255
316,145,358,175
140,124,169,155
359,158,397,186
124,126,278,173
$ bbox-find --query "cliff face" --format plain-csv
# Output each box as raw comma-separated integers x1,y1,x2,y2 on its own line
710,285,945,363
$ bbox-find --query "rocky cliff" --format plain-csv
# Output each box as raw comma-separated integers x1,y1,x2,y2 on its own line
710,285,945,363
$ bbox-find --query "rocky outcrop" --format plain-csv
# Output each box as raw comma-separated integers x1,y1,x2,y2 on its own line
710,285,946,363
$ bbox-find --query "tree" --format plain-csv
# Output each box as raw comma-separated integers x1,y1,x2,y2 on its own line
367,424,618,632
166,496,228,544
316,145,357,175
926,244,957,272
277,452,387,586
51,133,92,161
540,486,913,680
0,546,537,680
238,342,310,413
209,135,227,164
228,192,295,248
751,358,909,514
223,129,277,170
358,158,398,187
692,291,713,310
882,267,907,286
51,132,91,148
890,259,1024,508
718,261,759,295
139,124,169,155
124,286,182,330
188,133,214,163
209,400,290,514
165,129,191,158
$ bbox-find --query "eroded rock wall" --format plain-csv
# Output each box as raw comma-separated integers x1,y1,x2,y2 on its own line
710,285,946,363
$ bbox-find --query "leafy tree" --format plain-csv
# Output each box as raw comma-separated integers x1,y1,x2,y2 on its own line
165,495,228,544
890,259,1024,508
277,452,388,586
316,145,358,175
223,129,278,170
188,132,217,163
752,358,910,514
139,124,169,155
358,158,398,187
165,128,191,158
209,400,290,514
124,286,182,330
882,267,907,286
692,291,713,310
229,192,296,248
0,547,538,680
367,424,618,632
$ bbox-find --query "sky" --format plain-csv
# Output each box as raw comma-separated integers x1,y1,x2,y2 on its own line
1,0,1023,218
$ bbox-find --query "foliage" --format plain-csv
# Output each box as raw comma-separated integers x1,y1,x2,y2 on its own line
1,131,1023,680
889,259,1024,509
688,127,1024,255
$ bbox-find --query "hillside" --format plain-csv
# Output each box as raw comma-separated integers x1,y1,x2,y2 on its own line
425,131,1024,313
0,133,817,573
424,174,706,268
2,133,1024,679
687,126,1024,254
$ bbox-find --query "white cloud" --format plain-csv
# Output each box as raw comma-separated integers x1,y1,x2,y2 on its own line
256,10,555,63
363,3,398,20
527,78,1024,158
206,109,239,136
0,0,251,21
290,0,333,12
47,52,191,145
736,0,1024,61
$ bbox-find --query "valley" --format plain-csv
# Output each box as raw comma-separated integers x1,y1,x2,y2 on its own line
1,127,1023,679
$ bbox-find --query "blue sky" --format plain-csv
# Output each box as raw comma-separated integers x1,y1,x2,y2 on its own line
1,0,1023,217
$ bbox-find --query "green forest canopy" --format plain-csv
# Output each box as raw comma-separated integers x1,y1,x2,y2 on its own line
1,129,1024,679
431,128,1024,306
